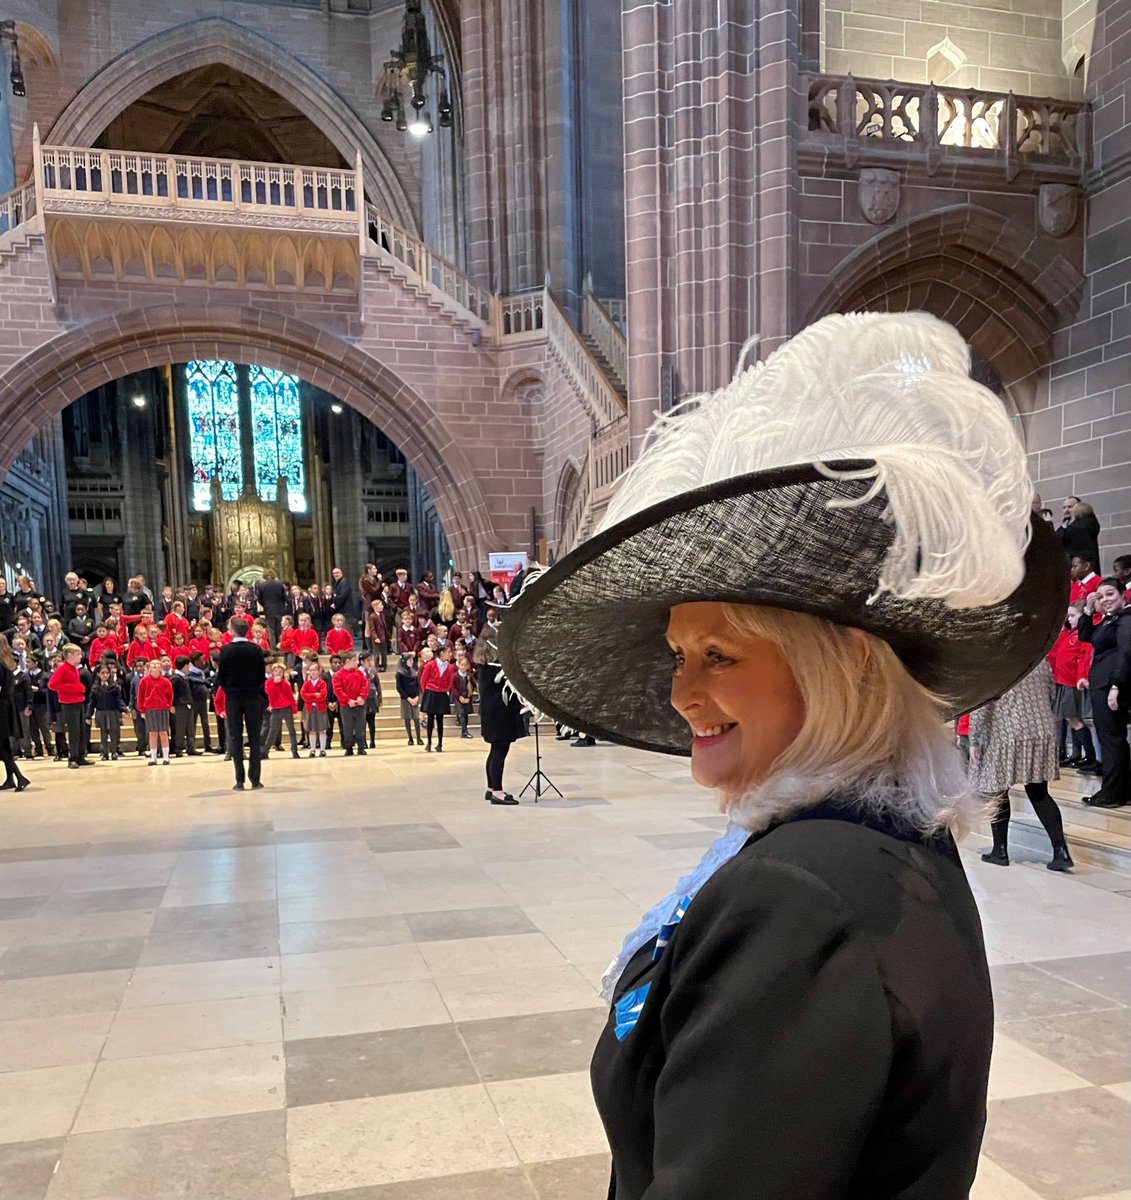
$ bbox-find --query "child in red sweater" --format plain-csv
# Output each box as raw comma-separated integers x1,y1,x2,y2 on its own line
262,661,300,760
48,644,89,768
326,613,354,656
332,652,368,755
292,613,321,657
1048,601,1097,769
136,658,173,766
300,660,329,757
277,616,297,667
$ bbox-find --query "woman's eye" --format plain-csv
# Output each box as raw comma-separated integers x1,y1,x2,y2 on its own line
706,649,731,665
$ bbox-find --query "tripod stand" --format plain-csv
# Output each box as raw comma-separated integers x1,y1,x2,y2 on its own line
520,722,562,802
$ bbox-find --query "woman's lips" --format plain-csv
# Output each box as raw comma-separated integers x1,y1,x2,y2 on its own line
691,723,736,748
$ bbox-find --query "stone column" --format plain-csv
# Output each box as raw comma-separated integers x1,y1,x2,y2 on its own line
326,408,367,573
117,378,165,591
621,0,801,454
460,0,547,292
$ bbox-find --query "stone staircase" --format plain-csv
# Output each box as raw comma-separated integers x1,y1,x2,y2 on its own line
1002,767,1131,873
579,331,627,400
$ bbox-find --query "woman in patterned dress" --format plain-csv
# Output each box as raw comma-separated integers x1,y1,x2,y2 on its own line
969,658,1073,871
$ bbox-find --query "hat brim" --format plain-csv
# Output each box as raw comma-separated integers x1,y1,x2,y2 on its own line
498,461,1068,756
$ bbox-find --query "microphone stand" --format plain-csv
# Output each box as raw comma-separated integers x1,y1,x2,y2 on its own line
520,721,562,802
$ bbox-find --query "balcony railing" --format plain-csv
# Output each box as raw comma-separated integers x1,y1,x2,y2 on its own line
805,74,1088,178
582,286,627,390
36,139,362,232
590,414,630,497
0,181,37,238
366,203,493,325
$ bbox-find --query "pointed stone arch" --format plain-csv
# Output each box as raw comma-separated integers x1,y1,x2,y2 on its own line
806,204,1085,414
45,17,416,231
0,304,495,568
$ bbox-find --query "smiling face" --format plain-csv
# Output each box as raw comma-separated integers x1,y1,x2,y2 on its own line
666,602,805,798
1095,583,1126,616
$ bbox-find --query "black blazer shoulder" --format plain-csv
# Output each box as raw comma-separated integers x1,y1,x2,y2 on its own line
592,810,992,1200
216,641,266,695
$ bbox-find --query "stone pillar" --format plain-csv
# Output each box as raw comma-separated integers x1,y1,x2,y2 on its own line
117,377,164,591
327,408,367,573
1038,0,1131,562
621,0,801,454
163,366,192,587
461,0,547,292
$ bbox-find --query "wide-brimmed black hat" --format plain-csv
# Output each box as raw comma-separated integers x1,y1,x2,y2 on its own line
499,308,1076,754
498,462,1067,756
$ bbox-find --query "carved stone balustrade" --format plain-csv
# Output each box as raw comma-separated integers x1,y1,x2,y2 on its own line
804,74,1089,184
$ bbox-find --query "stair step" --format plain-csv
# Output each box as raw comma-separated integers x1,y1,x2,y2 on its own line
996,777,1131,873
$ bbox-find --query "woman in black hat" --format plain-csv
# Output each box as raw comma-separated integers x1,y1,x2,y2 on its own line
499,312,1066,1199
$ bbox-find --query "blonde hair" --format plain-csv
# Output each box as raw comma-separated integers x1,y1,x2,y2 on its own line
720,604,976,838
437,589,457,622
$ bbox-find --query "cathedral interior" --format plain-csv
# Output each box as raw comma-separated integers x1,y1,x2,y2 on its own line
0,2,1127,1198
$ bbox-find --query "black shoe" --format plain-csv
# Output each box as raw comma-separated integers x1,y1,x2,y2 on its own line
110,753,118,761
426,744,432,753
570,737,596,747
344,748,354,757
0,780,14,791
251,782,264,790
415,738,423,746
100,753,109,761
357,748,367,756
435,745,443,753
187,751,201,757
319,750,326,757
484,789,495,802
14,775,29,792
1084,793,1125,808
490,793,519,805
145,760,156,768
308,751,316,758
368,740,376,749
1048,844,1074,872
461,732,472,739
1078,761,1103,776
980,846,1009,866
233,782,245,790
292,751,300,759
1058,754,1077,768
162,759,170,766
407,738,414,746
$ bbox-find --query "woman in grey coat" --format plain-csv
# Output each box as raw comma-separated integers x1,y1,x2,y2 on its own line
969,658,1073,871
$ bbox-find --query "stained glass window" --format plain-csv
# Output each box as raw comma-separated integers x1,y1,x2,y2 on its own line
185,359,241,510
249,365,306,512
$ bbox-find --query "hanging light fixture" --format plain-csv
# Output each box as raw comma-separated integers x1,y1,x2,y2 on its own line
376,0,452,139
0,22,25,98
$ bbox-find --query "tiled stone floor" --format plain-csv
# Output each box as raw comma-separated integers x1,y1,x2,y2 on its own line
0,735,1127,1199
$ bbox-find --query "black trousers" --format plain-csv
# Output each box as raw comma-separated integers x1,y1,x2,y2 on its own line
226,693,264,786
1091,688,1130,806
485,740,511,790
190,695,213,749
172,705,194,754
263,708,298,755
455,701,470,734
61,702,86,763
425,712,445,747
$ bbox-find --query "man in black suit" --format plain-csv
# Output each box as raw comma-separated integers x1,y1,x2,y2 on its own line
215,617,267,791
255,569,289,645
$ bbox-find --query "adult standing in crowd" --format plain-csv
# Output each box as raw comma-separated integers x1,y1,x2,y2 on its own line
59,572,95,622
215,616,267,791
255,568,289,645
0,635,30,791
1079,579,1130,809
0,580,14,634
970,660,1073,871
473,607,523,804
97,577,123,619
330,567,357,634
1058,496,1102,571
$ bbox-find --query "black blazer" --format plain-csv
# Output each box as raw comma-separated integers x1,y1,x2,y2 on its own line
1077,610,1131,691
215,640,266,698
592,803,992,1199
256,578,289,618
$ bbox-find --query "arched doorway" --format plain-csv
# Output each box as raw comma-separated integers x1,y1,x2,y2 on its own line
807,205,1085,417
0,304,495,573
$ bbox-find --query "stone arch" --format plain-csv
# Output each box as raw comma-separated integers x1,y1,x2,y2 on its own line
0,304,494,568
553,457,585,557
806,204,1085,415
45,17,417,231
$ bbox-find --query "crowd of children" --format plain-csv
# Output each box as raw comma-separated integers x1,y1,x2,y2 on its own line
0,562,497,770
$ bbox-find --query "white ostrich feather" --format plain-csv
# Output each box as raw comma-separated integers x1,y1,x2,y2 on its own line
600,312,1033,609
